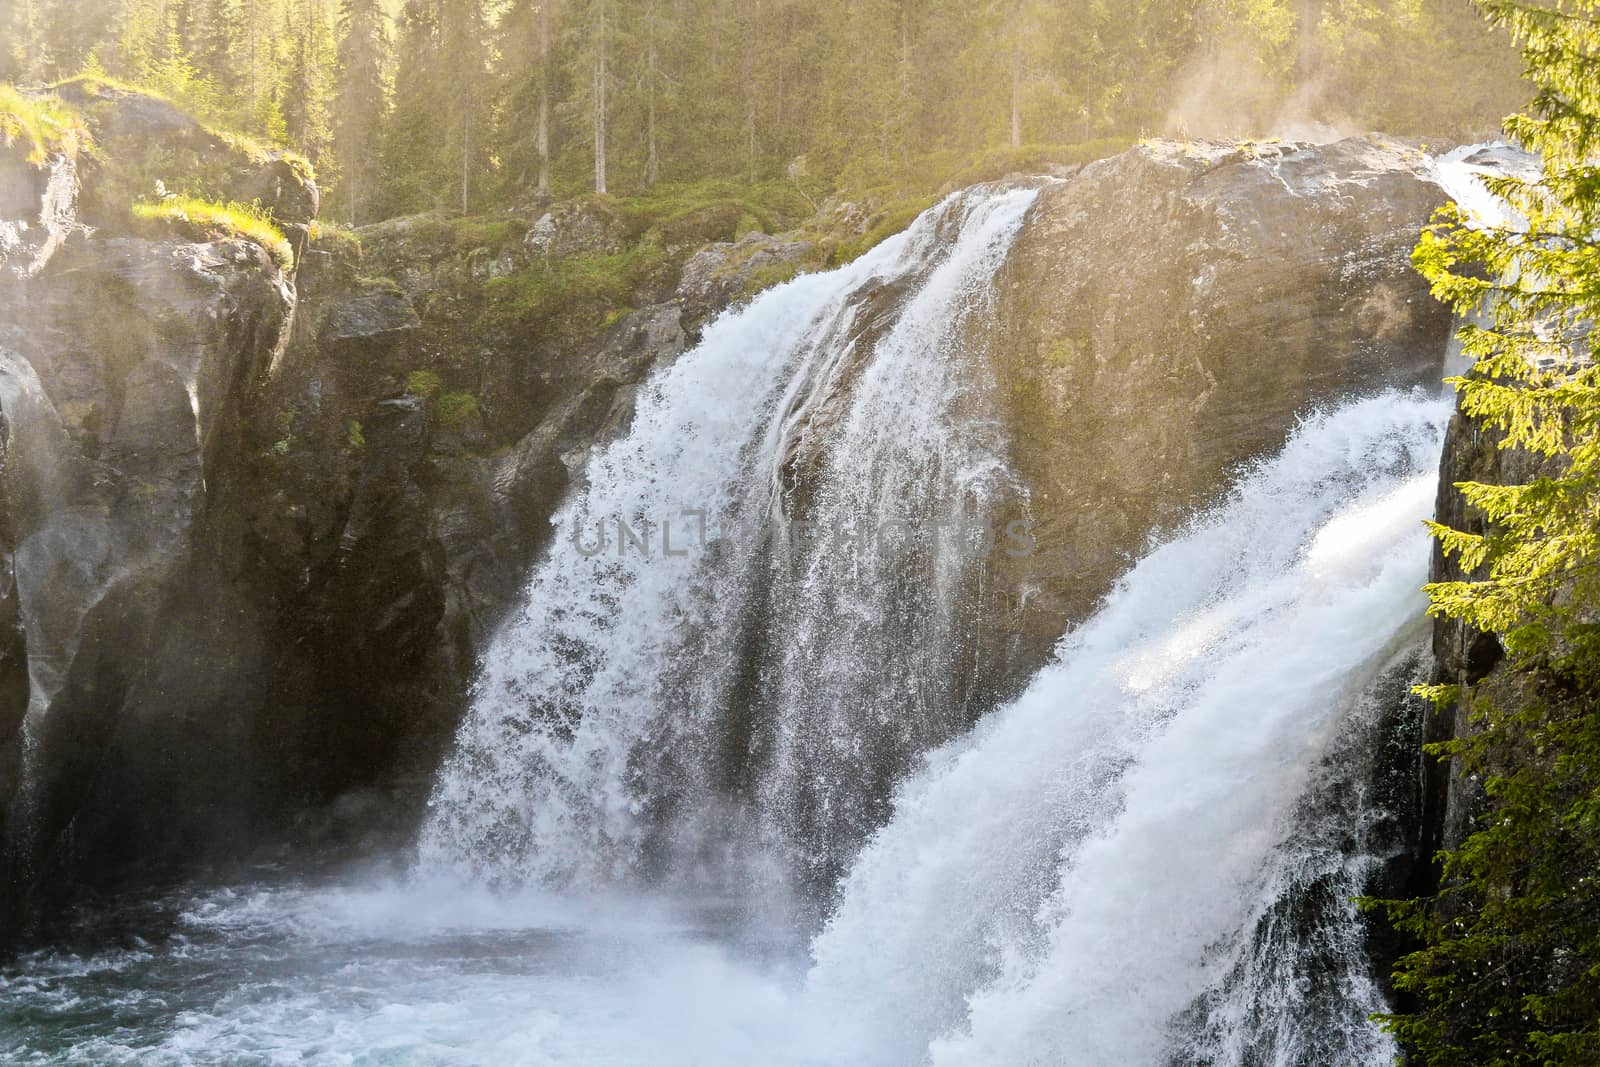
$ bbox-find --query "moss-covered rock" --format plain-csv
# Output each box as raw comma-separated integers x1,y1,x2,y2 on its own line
51,77,318,229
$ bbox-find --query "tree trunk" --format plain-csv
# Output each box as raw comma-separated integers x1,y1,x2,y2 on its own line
644,0,660,187
899,0,912,163
461,107,471,215
248,0,259,106
537,0,551,197
594,0,608,195
1009,15,1022,149
742,0,758,184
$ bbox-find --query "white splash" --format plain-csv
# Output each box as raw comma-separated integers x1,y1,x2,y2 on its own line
420,186,1043,889
803,392,1449,1066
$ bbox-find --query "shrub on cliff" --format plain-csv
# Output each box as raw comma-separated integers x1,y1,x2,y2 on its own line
132,196,295,270
0,86,89,163
1376,1,1600,1063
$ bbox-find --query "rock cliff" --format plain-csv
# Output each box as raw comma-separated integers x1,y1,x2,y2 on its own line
0,94,1466,939
979,135,1454,694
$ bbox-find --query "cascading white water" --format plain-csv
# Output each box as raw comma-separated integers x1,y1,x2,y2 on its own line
413,166,1469,1063
420,184,1043,889
0,389,1452,1067
802,392,1450,1066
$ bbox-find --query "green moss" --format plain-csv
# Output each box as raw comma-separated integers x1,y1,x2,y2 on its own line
132,196,294,269
601,306,634,328
346,420,365,449
357,274,402,295
734,212,765,240
207,125,310,177
482,247,666,328
607,179,814,244
55,72,167,100
309,220,362,260
0,85,90,163
450,216,521,250
743,260,805,297
405,370,443,398
435,392,480,430
656,202,742,246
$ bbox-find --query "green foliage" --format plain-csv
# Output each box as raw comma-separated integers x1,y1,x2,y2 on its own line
131,195,294,269
0,85,89,163
481,247,666,330
7,0,1531,223
332,0,390,226
405,370,443,398
1375,2,1600,1063
435,391,480,430
346,420,365,449
270,409,295,456
1319,0,1529,139
357,274,401,294
309,219,363,260
449,217,522,251
1379,651,1600,1065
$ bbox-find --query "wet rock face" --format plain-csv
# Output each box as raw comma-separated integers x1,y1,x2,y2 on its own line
0,226,295,920
0,153,78,280
980,136,1455,690
0,98,705,930
675,232,815,337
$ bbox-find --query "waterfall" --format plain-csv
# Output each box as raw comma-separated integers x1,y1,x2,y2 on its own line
420,183,1045,890
801,393,1449,1065
418,173,1461,1064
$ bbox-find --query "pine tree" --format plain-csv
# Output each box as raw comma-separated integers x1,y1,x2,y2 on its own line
438,0,490,212
282,0,335,163
1378,2,1600,1062
333,0,388,224
1,0,41,82
562,0,615,194
494,0,542,197
182,0,245,100
639,0,669,186
380,0,445,215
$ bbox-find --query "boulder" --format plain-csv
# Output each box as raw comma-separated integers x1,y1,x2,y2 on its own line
676,231,814,336
524,202,628,258
52,79,319,228
978,136,1455,690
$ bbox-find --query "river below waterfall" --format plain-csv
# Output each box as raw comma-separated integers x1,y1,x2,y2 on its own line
0,880,840,1066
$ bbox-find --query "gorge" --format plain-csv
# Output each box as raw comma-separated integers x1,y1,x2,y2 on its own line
0,80,1551,1065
